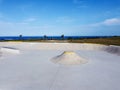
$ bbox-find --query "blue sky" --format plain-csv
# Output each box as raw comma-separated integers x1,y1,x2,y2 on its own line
0,0,120,36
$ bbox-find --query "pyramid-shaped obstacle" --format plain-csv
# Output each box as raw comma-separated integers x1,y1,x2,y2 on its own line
51,51,88,65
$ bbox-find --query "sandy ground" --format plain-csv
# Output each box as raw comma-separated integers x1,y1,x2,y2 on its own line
0,42,120,90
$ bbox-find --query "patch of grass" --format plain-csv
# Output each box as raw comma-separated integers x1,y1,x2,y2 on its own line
1,36,120,46
68,37,120,46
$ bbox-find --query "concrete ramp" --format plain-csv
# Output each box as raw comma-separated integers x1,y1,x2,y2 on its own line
51,51,88,65
0,47,20,54
105,45,120,55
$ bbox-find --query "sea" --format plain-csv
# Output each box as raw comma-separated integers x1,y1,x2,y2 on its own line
0,36,112,41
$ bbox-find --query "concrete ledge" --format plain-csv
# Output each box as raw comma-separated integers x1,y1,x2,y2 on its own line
0,47,20,54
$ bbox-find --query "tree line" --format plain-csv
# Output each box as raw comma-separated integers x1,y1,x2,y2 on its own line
19,34,65,40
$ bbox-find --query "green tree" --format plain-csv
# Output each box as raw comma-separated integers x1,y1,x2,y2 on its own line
44,35,47,40
61,34,64,40
19,34,23,40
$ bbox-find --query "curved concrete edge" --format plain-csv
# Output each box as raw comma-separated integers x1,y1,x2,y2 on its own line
0,43,119,55
104,45,120,55
0,47,20,54
75,44,120,55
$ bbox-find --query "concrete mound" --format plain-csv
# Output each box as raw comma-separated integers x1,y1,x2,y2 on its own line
51,51,88,65
0,47,20,54
105,45,120,55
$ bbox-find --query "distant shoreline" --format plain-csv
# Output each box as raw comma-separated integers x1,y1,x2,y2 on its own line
0,36,120,46
0,36,117,40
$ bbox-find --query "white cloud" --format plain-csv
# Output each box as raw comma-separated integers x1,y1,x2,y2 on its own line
0,17,120,36
0,20,59,36
0,21,29,28
103,18,120,25
87,18,120,27
0,20,54,31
